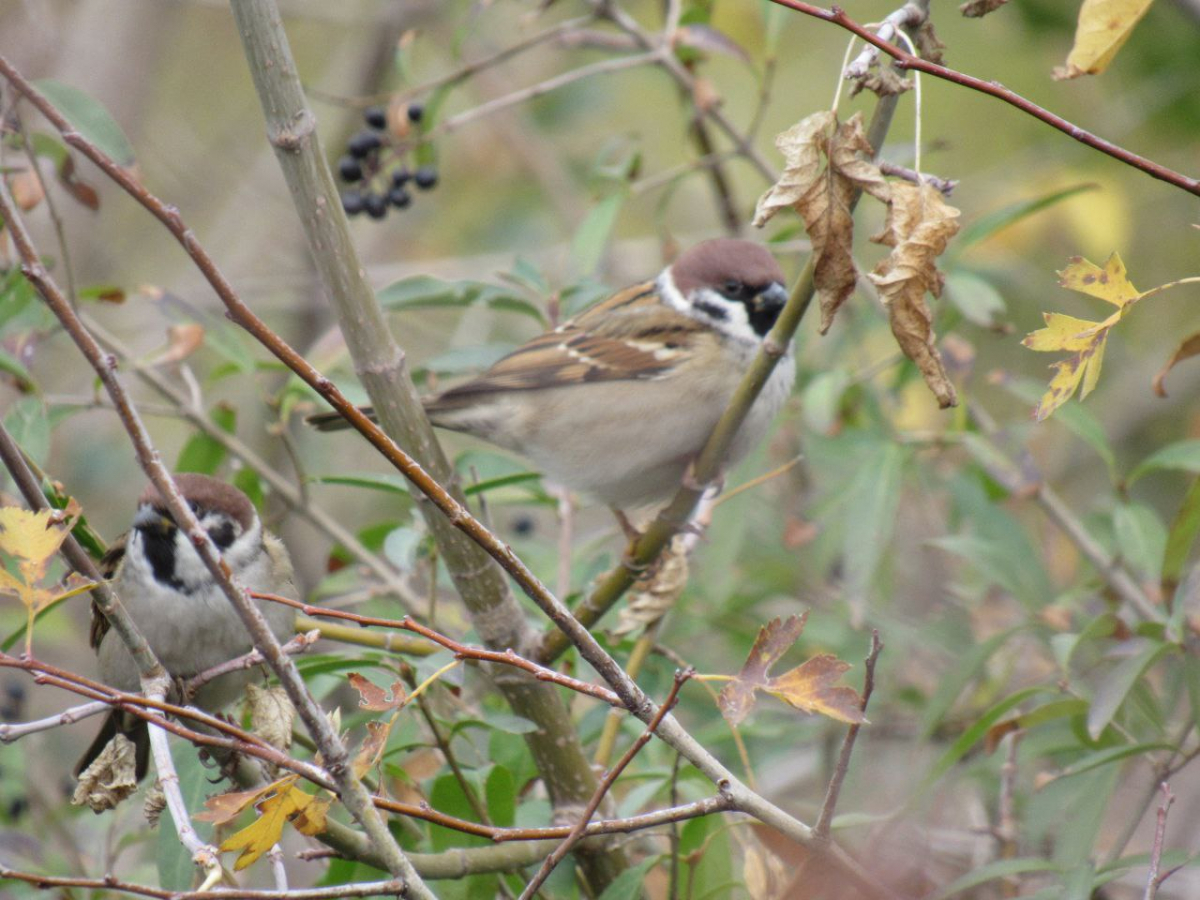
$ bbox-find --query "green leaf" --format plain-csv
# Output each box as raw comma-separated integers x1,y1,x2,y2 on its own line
570,192,625,276
484,764,516,827
1059,861,1095,900
464,471,544,497
1055,741,1176,780
0,347,34,391
922,686,1049,789
1130,439,1200,483
952,183,1097,258
1163,476,1200,591
944,271,1007,328
919,627,1025,737
1001,378,1117,480
176,404,236,475
931,857,1060,899
842,442,906,615
596,858,659,900
377,275,545,324
1087,639,1178,739
233,467,264,510
1112,502,1167,583
310,473,415,498
4,397,49,466
34,80,135,167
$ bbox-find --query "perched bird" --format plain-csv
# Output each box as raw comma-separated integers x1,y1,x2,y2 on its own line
76,473,296,780
310,239,796,511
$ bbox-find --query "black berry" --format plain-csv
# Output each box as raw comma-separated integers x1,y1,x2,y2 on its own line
391,166,412,187
364,106,387,130
364,192,388,219
407,103,424,123
388,187,412,209
512,515,535,537
338,156,363,182
414,166,438,190
341,191,365,216
348,130,382,159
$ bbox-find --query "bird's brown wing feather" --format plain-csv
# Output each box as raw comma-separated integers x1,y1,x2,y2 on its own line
427,282,704,411
88,536,127,650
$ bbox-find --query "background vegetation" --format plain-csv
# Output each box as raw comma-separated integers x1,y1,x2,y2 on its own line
0,0,1198,898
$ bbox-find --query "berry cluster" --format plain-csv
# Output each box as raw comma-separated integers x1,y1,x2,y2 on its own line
338,103,438,220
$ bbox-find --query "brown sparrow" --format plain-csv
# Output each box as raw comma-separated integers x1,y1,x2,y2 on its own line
309,239,795,511
76,473,297,779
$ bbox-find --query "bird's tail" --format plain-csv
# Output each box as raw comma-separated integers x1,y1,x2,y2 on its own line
75,710,151,782
305,406,377,432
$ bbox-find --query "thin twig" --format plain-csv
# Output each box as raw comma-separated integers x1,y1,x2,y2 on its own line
814,631,882,838
0,867,405,900
0,699,108,742
519,669,693,899
1144,782,1175,900
184,631,320,697
768,0,1200,197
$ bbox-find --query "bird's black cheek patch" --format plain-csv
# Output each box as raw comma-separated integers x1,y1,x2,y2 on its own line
693,298,730,322
208,520,237,550
142,529,186,591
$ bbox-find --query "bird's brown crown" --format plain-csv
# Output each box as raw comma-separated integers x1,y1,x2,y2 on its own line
670,239,785,295
137,473,255,533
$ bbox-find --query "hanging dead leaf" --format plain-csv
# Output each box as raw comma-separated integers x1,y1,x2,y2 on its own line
961,0,1011,17
868,181,961,408
58,155,100,211
613,535,689,637
719,614,865,726
9,169,45,211
247,683,295,751
765,655,865,724
1153,331,1200,398
72,733,138,813
1053,0,1154,79
352,720,392,778
347,672,407,712
849,67,913,99
196,783,274,825
914,20,946,64
1023,253,1140,420
754,112,890,335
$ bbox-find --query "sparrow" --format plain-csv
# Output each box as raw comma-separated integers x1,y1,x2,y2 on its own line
309,238,796,511
75,473,297,781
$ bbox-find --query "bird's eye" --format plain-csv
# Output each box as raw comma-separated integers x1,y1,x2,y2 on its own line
724,279,743,295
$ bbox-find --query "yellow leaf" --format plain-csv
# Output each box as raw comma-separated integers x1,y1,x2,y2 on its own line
1053,0,1155,79
0,504,79,583
765,655,866,725
219,783,324,871
1022,312,1104,352
1079,331,1108,399
1057,252,1140,306
718,614,808,727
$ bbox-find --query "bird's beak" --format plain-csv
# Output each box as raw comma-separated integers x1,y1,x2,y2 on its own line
755,282,788,313
133,506,175,536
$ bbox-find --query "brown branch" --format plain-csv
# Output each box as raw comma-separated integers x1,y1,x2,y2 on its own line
1144,782,1176,900
252,592,622,706
0,867,405,900
518,669,692,899
183,630,321,697
765,0,1200,197
0,150,419,890
814,631,882,839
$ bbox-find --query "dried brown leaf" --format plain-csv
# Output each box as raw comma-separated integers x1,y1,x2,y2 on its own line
718,614,807,726
765,655,865,724
1153,331,1200,398
352,720,392,778
849,67,913,98
914,21,946,64
196,783,273,825
868,181,961,408
10,169,45,211
247,683,295,752
613,535,689,636
753,111,836,230
347,671,407,712
71,733,138,813
960,0,1010,17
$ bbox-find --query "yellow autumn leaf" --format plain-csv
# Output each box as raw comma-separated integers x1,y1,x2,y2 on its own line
219,783,326,871
1057,252,1140,306
1022,312,1105,352
0,504,79,583
1053,0,1155,79
765,655,866,725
